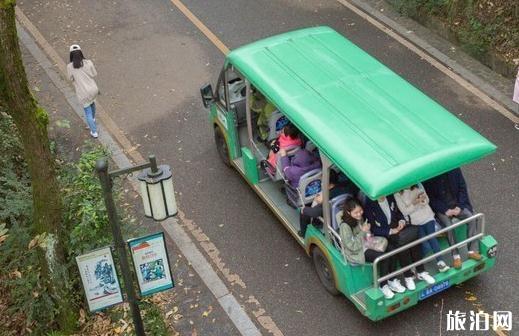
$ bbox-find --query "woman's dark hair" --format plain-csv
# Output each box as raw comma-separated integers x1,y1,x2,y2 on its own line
283,123,300,139
342,198,362,228
70,50,85,69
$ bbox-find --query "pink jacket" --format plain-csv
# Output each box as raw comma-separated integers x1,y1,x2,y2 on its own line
267,134,303,168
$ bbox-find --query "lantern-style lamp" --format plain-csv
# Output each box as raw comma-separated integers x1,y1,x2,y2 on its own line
138,156,177,221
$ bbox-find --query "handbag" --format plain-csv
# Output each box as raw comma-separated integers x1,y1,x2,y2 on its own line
364,235,388,252
395,225,419,245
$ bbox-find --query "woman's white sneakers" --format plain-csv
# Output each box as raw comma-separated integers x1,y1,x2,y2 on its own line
416,271,436,285
388,279,406,293
90,131,99,138
381,272,437,299
404,276,416,291
380,284,395,299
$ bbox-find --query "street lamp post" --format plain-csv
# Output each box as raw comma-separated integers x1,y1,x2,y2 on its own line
96,155,177,336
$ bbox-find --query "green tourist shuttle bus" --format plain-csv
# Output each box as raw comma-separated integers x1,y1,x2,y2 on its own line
200,27,497,321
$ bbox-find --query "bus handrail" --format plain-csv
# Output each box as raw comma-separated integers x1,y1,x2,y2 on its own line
328,225,347,261
372,213,485,287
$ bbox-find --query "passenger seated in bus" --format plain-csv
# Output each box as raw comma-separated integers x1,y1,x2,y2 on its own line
365,195,436,291
339,198,401,300
250,89,277,142
262,123,303,173
423,168,481,270
279,148,321,187
394,185,450,273
298,170,355,237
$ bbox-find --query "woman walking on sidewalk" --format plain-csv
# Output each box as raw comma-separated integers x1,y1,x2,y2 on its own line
67,44,100,138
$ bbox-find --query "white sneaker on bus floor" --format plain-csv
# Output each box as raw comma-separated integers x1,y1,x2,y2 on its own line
380,284,395,299
437,261,450,273
404,276,416,291
417,271,436,285
388,279,406,293
90,131,99,138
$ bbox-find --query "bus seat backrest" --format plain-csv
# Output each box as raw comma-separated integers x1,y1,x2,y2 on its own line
330,194,352,231
285,168,322,208
305,140,317,153
228,79,245,103
267,111,288,141
232,99,247,125
299,169,322,202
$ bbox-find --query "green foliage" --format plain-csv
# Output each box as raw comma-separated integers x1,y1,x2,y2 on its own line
0,223,59,333
35,105,50,129
60,144,111,255
0,0,17,10
0,112,31,226
387,0,519,69
457,17,490,57
0,126,168,334
0,111,57,334
57,145,113,311
141,301,169,335
0,140,111,334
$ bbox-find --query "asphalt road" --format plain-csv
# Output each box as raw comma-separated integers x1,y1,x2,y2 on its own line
18,0,518,335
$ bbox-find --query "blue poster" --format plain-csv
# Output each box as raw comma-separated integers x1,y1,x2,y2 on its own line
128,232,174,296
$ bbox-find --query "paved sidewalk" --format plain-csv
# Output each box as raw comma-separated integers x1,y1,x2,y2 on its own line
344,0,518,117
19,25,241,336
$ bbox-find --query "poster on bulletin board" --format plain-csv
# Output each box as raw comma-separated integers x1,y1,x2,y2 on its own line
76,246,123,312
127,232,174,296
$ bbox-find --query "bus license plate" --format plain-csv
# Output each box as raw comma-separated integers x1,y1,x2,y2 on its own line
419,280,450,300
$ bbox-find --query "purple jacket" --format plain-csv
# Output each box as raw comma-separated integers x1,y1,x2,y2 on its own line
281,150,321,187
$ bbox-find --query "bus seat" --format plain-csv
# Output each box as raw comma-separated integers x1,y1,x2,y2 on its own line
265,145,300,182
330,193,352,231
232,99,247,125
305,140,317,153
285,168,322,208
267,110,289,142
227,78,247,125
228,79,245,103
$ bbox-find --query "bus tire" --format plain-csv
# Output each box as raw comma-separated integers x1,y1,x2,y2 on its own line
214,126,231,167
312,246,339,296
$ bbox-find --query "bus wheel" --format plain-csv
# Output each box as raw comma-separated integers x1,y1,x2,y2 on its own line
312,247,339,295
214,126,231,167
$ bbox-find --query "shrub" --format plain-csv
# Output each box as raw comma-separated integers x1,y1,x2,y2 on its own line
0,112,31,227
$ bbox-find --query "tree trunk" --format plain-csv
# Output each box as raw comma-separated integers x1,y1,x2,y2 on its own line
0,1,76,332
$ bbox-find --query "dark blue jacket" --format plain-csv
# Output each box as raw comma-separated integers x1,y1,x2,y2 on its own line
423,168,473,215
364,195,404,238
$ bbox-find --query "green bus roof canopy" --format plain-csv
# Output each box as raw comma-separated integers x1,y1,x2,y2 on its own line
227,27,496,199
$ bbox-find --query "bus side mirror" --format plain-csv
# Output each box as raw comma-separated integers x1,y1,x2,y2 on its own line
200,84,215,108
